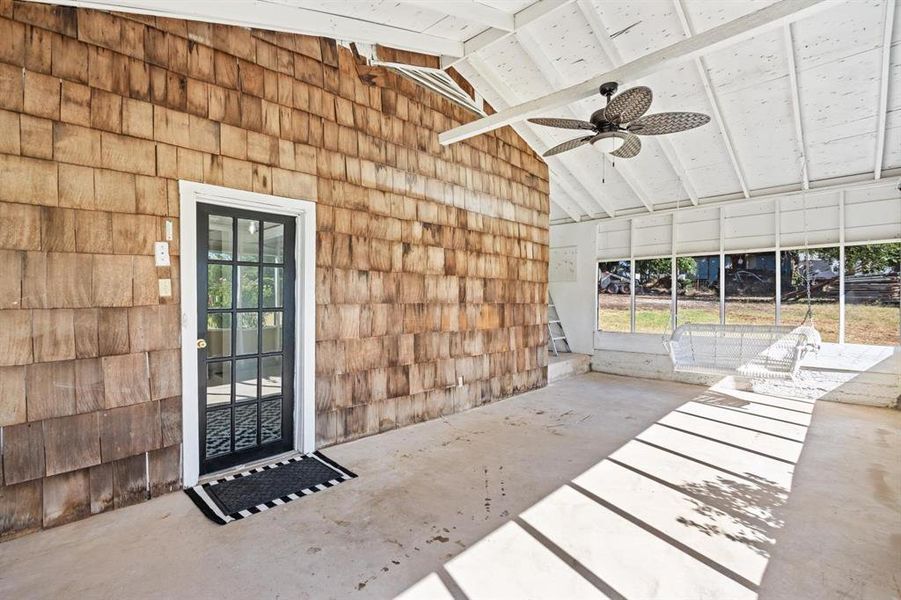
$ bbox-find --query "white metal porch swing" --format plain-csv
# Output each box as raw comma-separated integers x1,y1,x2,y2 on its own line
664,189,821,381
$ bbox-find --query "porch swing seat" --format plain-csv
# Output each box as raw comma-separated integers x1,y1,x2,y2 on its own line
666,323,821,380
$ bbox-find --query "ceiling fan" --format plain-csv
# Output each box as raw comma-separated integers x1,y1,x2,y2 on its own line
528,82,710,158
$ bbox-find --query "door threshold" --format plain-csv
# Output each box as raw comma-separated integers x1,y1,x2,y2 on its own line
197,450,302,485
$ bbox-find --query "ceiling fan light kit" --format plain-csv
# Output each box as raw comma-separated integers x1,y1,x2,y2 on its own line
528,82,711,159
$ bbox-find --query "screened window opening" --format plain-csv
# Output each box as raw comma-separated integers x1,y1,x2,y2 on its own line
676,255,720,326
634,258,672,333
597,260,631,332
781,248,840,342
725,252,777,325
844,242,900,346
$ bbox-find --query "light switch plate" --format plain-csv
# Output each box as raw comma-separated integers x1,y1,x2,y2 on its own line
158,278,172,297
154,241,170,267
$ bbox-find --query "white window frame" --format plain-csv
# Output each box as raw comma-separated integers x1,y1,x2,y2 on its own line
178,181,317,487
597,241,900,345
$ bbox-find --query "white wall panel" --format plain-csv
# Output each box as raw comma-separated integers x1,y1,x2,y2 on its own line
632,213,673,258
675,206,720,255
844,186,901,243
597,219,631,259
779,192,840,248
724,198,776,251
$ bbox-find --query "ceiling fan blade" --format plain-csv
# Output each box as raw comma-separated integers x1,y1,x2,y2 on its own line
628,112,711,135
528,117,596,131
604,86,653,124
610,132,641,158
543,136,593,157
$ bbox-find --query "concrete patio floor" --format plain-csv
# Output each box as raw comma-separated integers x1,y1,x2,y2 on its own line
0,372,898,600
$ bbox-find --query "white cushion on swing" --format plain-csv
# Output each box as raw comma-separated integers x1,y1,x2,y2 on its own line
666,323,821,380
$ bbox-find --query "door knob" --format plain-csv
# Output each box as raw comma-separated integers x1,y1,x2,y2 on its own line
196,339,207,349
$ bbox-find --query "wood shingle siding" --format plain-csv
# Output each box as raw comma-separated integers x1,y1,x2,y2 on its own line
0,0,549,540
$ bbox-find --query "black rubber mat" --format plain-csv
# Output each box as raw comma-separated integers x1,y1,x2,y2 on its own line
185,452,357,524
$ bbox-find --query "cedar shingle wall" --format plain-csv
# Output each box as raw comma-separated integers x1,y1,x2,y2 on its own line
0,0,549,540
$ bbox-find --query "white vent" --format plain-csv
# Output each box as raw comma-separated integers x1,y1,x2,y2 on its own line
371,61,486,117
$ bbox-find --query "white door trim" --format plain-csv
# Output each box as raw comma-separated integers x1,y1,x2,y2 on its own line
178,181,317,488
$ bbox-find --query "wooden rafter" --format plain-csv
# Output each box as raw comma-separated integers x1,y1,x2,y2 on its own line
672,0,751,199
574,0,700,206
441,0,576,69
783,23,809,189
465,54,615,218
874,0,896,180
401,1,515,32
514,28,654,213
28,0,467,57
439,0,834,145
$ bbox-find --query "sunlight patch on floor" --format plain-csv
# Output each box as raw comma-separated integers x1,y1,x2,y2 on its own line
397,379,817,599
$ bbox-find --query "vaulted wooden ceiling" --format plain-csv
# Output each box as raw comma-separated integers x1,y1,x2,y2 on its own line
37,0,901,222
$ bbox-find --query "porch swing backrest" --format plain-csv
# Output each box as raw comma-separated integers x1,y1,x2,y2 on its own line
666,323,821,379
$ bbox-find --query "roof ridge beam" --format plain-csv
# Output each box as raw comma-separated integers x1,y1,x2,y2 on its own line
439,0,836,144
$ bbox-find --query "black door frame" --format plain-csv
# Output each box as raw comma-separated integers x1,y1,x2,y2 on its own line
196,203,297,474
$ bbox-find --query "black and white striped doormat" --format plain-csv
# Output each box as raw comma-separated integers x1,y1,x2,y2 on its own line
185,452,357,525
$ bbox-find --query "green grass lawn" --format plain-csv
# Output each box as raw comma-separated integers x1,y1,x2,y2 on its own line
598,295,899,345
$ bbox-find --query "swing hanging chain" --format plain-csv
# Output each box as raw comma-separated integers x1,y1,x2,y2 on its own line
800,177,814,326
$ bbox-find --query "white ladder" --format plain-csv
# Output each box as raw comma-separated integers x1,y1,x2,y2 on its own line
547,293,570,357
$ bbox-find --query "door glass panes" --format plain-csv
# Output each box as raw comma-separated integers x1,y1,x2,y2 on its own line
208,265,232,309
597,261,631,332
208,215,233,260
725,252,776,325
781,248,840,342
634,258,672,333
263,267,283,308
238,218,260,261
206,409,231,457
261,355,282,396
238,266,259,308
262,312,283,353
206,314,232,358
236,313,259,355
263,222,285,263
206,362,231,405
677,255,720,326
235,358,258,402
261,399,281,443
234,404,258,451
201,207,293,472
844,242,900,346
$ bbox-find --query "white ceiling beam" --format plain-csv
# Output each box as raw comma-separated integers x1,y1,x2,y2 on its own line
464,54,614,218
672,0,751,199
402,1,515,32
574,1,699,206
571,169,901,225
514,28,654,213
439,0,836,144
783,23,809,189
874,0,896,180
28,0,466,57
441,0,576,68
